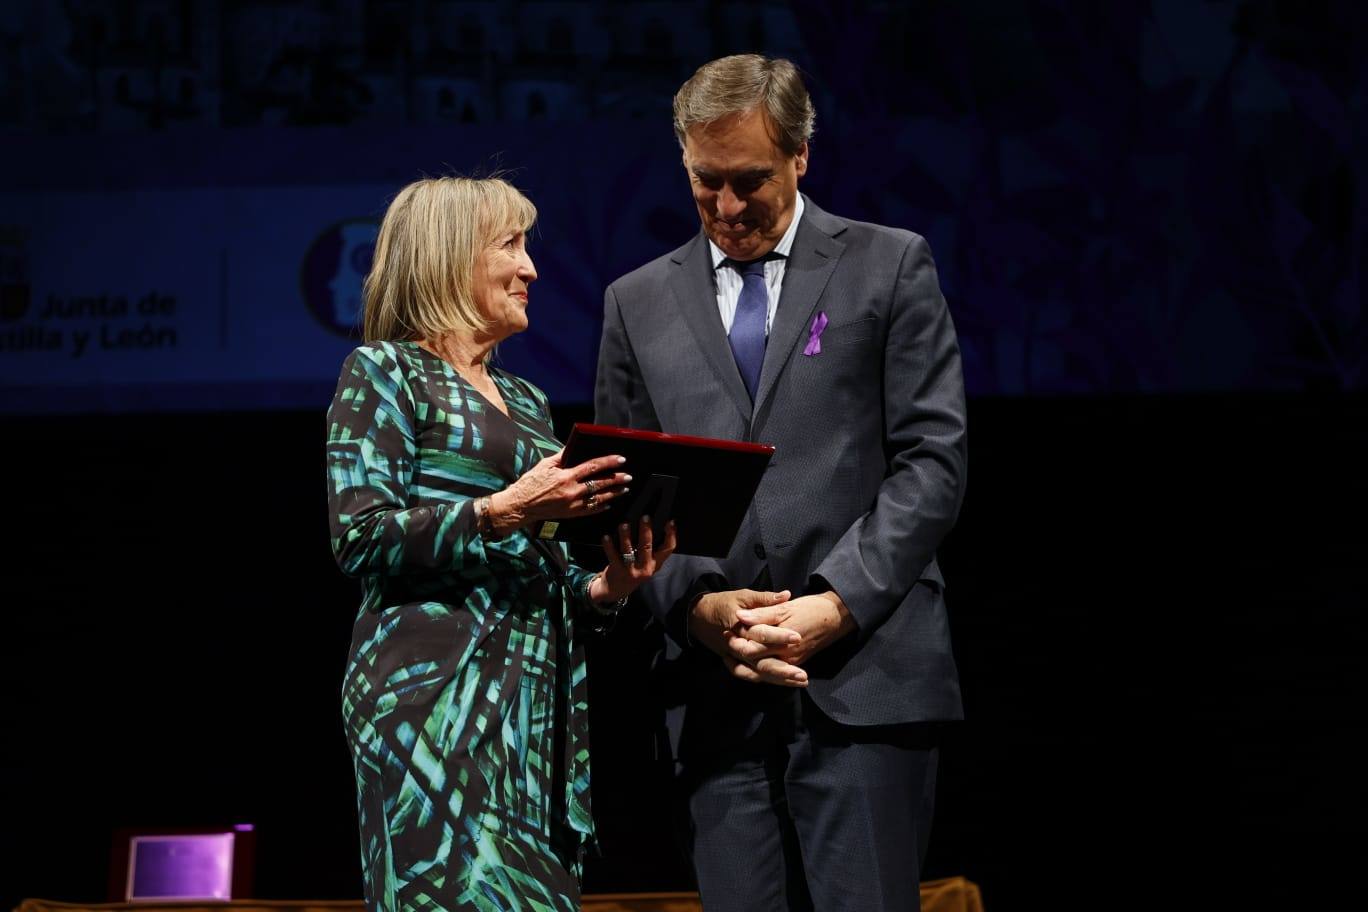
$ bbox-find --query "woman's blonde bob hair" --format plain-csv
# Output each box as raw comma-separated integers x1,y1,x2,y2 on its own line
362,175,537,345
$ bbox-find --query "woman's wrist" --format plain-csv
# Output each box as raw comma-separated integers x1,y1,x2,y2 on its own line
587,570,629,610
587,571,613,603
483,489,523,537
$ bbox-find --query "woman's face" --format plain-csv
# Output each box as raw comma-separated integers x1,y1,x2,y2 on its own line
473,228,537,338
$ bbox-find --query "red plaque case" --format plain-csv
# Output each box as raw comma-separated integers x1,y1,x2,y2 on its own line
537,423,775,559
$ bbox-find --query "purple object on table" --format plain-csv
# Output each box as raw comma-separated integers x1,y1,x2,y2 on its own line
127,832,236,901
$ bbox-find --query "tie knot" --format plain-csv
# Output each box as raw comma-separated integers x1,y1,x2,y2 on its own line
728,257,769,278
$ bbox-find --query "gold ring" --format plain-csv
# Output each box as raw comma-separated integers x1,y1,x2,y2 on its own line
586,494,598,508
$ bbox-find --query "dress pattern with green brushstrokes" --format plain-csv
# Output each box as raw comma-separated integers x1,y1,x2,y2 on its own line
326,341,598,911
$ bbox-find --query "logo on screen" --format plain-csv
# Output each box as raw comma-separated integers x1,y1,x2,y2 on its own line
302,219,379,337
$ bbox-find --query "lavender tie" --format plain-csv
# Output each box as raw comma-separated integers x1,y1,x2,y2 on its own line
728,258,768,401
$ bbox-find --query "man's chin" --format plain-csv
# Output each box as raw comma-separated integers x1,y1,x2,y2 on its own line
711,232,766,260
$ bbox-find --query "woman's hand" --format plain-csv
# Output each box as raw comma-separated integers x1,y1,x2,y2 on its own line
487,449,630,535
589,517,678,604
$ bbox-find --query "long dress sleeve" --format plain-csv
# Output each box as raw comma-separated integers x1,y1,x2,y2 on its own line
326,343,490,578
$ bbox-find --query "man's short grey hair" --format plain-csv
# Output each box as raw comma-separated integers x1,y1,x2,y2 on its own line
673,54,815,157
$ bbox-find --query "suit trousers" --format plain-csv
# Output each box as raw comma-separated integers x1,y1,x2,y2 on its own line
683,690,940,912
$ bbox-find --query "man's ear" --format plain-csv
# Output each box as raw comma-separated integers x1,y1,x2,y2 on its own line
794,142,809,179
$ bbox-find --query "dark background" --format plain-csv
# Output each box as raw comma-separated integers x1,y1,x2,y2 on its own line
3,2,1366,910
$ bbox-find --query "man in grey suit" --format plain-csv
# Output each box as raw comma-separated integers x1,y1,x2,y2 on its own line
594,54,967,911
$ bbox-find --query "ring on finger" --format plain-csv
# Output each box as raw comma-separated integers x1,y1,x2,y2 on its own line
586,494,598,508
622,548,637,565
585,479,597,495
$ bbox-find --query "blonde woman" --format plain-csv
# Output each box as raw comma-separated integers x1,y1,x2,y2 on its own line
326,176,674,910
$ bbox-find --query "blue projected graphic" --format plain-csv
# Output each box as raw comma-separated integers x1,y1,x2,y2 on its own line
0,1,1361,413
304,220,380,338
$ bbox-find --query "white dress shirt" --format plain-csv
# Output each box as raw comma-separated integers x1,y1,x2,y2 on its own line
708,194,805,336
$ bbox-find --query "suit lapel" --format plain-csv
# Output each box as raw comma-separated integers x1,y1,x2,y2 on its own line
666,234,753,422
754,199,847,414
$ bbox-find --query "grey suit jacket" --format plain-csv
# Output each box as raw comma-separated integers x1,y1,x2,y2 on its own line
595,196,966,754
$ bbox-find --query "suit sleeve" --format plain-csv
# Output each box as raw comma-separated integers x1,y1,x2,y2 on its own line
594,284,726,648
811,234,967,634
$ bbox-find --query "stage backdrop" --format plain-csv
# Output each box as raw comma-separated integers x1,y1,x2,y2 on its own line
2,0,1362,412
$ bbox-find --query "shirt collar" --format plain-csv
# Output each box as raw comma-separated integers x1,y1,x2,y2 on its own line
709,193,806,269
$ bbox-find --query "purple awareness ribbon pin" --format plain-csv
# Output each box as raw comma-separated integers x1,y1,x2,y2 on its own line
804,311,829,356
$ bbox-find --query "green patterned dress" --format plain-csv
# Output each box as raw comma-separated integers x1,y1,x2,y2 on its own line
326,341,600,911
